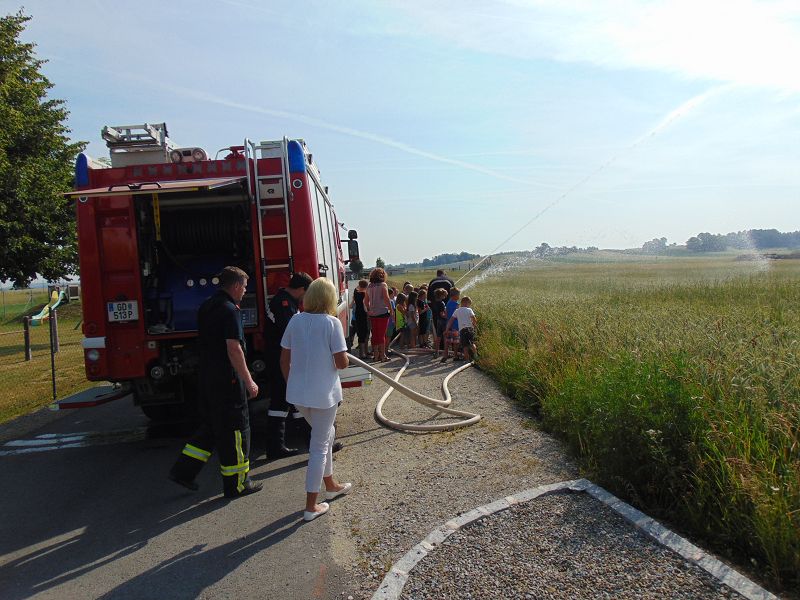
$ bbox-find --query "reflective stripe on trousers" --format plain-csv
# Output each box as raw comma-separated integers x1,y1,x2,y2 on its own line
219,429,249,492
182,443,211,462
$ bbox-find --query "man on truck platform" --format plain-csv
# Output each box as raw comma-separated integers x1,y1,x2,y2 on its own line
168,266,263,498
265,272,313,459
428,269,455,298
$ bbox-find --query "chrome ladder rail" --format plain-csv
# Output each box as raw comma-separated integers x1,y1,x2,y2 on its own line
280,136,294,273
245,139,270,314
250,138,294,304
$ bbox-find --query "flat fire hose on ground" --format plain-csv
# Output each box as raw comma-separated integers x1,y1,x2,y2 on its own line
346,339,481,432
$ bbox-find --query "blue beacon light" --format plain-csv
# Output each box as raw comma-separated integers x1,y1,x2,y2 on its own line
75,153,90,187
287,140,307,173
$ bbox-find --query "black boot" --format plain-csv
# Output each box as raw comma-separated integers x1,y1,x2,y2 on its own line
295,417,312,449
168,466,199,491
266,417,299,459
168,451,204,491
224,477,263,498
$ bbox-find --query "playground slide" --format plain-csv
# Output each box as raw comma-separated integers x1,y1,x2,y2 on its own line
30,290,67,326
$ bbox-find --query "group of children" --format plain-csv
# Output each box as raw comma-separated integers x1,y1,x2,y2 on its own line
350,279,478,362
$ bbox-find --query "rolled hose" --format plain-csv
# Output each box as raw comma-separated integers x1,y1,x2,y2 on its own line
345,338,482,432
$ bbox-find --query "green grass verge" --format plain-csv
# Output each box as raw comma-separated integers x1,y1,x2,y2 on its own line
0,299,90,423
0,288,49,324
470,256,799,591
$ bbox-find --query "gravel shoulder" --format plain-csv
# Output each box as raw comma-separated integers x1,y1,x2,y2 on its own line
329,355,578,599
400,491,744,600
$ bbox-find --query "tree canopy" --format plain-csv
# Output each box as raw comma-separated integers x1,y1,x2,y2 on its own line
420,251,479,267
0,12,85,287
642,237,667,254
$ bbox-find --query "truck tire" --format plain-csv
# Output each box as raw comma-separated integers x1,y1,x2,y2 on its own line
140,403,184,422
136,375,199,422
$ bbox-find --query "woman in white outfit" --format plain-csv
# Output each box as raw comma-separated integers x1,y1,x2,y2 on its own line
280,277,353,521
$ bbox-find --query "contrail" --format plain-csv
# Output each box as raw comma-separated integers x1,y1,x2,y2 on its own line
54,56,557,188
455,85,729,286
158,83,560,189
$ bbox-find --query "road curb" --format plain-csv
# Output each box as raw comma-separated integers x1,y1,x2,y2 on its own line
371,478,777,600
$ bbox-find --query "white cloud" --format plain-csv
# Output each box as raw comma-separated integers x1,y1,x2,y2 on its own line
395,0,800,92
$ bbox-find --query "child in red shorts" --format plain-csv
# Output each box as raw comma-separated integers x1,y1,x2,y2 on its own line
431,288,448,358
440,287,461,362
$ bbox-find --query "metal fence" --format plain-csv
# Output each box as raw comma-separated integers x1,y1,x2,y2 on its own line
0,306,87,421
45,310,87,402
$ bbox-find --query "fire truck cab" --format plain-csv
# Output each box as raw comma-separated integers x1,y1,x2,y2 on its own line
69,123,362,419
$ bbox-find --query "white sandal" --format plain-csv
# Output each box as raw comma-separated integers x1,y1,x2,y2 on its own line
303,502,330,521
324,482,353,501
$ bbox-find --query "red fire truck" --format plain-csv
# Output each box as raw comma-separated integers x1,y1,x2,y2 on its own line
67,123,362,419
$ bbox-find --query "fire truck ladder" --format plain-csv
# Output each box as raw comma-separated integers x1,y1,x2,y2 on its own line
246,138,293,307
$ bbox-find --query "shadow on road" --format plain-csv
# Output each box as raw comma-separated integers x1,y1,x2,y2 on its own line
0,413,308,600
97,512,304,600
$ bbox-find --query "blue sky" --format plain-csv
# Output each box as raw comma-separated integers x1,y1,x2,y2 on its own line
6,0,800,265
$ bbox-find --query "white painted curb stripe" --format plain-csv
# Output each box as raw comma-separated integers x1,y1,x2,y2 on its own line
371,478,777,600
0,428,148,457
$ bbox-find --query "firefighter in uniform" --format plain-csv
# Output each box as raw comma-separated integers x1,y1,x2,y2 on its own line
265,272,312,459
169,266,263,498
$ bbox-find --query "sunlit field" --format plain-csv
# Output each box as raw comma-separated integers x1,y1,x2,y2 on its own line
464,255,799,590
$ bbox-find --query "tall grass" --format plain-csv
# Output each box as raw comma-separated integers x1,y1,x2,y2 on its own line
471,257,799,590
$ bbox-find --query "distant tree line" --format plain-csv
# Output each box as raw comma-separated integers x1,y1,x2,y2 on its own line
390,251,480,269
383,228,800,271
684,229,800,252
532,243,598,258
641,237,670,254
421,251,479,267
638,229,800,254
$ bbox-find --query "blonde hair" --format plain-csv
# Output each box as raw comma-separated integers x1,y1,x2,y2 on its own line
303,278,338,315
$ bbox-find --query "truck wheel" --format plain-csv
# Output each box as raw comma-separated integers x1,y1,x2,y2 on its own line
135,375,199,422
140,403,182,422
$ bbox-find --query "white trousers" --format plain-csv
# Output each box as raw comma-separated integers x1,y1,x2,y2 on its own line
296,404,337,493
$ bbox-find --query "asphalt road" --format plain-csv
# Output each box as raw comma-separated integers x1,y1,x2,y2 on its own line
0,395,349,599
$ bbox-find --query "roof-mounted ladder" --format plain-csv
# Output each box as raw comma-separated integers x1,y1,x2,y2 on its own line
245,138,293,313
101,123,176,167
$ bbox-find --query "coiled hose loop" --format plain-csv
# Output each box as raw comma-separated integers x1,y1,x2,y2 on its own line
346,337,481,432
